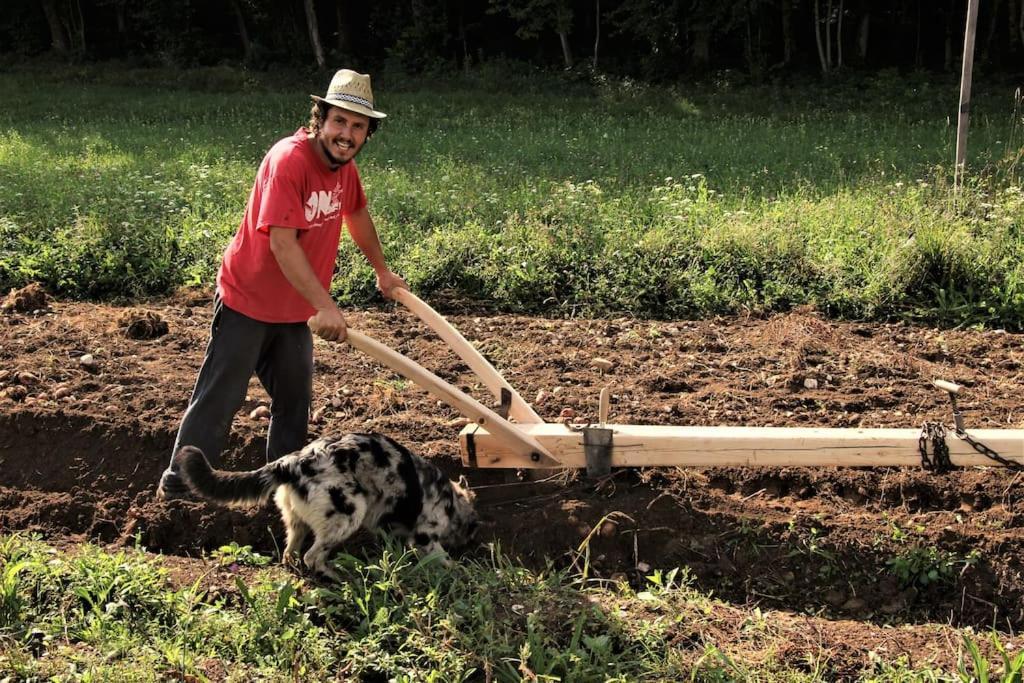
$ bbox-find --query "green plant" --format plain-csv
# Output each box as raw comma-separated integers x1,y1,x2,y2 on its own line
210,542,271,568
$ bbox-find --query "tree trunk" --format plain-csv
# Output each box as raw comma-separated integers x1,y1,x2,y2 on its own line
982,0,1004,65
558,30,573,68
915,0,924,67
1020,0,1024,47
692,21,710,69
781,0,793,65
825,0,833,71
945,0,954,71
593,0,600,69
814,0,828,74
303,0,327,69
837,0,844,69
335,0,355,55
41,0,69,56
228,0,254,63
857,11,870,62
1009,0,1019,47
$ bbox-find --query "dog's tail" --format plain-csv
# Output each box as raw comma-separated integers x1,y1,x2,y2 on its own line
173,446,280,506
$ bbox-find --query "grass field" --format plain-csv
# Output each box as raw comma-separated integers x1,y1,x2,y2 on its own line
1,64,1023,327
0,533,1014,681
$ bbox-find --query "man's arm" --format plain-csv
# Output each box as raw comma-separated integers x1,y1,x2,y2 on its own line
344,206,408,298
268,227,347,341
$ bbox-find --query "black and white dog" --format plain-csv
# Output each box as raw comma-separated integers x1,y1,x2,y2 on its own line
174,433,479,579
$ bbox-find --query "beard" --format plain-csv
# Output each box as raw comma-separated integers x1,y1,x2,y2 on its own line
318,135,361,168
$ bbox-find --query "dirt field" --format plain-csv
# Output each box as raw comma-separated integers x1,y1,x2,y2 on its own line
2,285,1023,672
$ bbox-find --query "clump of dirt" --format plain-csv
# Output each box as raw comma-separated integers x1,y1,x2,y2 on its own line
117,309,169,339
1,282,48,313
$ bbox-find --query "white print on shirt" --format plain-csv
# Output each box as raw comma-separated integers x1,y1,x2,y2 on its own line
304,183,343,224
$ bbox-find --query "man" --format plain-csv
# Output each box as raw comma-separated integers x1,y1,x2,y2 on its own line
157,69,406,499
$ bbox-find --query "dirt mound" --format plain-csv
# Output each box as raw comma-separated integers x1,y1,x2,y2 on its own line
116,309,169,339
0,295,1022,657
1,282,47,313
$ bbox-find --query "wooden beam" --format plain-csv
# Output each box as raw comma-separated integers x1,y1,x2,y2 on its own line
392,288,543,424
955,0,980,191
460,422,1024,469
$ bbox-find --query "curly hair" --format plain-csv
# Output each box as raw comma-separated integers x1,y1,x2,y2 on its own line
308,100,380,139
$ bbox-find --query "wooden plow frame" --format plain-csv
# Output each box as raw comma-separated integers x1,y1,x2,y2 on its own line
336,292,1024,474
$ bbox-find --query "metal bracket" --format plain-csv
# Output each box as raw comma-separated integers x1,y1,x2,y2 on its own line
933,379,965,433
583,426,613,478
495,387,512,420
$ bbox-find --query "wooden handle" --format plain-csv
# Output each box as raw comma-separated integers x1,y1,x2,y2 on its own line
599,387,609,426
345,330,560,467
933,379,962,394
391,288,543,424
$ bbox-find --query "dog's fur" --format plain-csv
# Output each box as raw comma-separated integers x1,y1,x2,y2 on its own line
173,432,478,579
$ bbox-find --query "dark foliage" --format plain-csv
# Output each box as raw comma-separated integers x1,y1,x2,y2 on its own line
3,0,1021,80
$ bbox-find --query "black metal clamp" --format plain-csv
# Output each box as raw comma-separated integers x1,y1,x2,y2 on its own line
582,387,613,478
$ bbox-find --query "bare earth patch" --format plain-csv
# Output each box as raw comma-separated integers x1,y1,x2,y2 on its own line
1,289,1022,672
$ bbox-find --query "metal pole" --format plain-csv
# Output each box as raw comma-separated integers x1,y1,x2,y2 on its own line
955,0,980,192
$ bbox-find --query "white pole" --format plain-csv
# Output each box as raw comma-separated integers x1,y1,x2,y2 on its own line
955,0,980,192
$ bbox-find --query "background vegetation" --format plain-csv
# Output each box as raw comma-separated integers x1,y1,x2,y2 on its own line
5,0,1024,80
1,63,1022,327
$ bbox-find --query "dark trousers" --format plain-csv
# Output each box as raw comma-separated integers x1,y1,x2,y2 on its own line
170,297,313,468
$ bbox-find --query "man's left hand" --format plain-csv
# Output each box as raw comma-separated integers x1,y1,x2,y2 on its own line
376,269,409,300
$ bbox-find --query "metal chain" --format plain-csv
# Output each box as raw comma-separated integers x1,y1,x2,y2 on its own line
919,421,954,473
957,428,1024,471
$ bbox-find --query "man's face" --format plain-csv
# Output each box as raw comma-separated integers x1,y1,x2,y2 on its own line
316,106,370,168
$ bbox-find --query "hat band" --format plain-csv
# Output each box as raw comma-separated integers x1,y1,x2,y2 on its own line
326,92,373,110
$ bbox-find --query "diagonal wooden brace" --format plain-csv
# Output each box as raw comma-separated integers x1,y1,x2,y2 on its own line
344,330,562,468
391,289,543,424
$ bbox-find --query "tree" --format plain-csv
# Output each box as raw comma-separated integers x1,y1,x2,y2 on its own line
303,0,326,68
490,0,574,69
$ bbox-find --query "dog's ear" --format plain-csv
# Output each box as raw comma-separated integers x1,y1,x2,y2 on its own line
456,474,476,500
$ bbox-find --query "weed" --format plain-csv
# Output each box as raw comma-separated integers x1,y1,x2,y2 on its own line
210,542,271,568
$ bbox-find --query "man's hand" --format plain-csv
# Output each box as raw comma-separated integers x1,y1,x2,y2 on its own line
375,269,409,300
307,306,348,342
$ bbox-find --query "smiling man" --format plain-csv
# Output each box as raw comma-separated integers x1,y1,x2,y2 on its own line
158,69,406,500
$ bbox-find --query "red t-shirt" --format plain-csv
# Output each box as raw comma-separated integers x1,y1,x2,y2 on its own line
217,128,367,323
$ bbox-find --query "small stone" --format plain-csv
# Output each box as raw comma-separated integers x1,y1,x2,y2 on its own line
330,396,343,408
311,407,325,423
4,385,27,402
535,390,548,405
609,572,628,583
446,417,470,429
249,405,271,420
79,354,97,370
559,407,575,419
17,371,39,386
591,357,614,372
600,520,617,537
636,561,651,573
803,377,819,390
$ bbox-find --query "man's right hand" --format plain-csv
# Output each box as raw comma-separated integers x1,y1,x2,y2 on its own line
307,306,348,342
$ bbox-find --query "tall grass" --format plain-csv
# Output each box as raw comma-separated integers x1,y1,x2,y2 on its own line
1,65,1022,326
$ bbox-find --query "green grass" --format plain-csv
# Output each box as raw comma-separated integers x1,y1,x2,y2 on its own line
1,64,1023,326
0,532,1015,681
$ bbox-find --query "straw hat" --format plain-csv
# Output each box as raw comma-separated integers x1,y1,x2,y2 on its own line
311,69,386,119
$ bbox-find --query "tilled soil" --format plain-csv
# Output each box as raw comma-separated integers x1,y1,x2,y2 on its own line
2,288,1023,671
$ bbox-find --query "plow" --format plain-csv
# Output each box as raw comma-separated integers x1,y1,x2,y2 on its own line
323,291,1024,476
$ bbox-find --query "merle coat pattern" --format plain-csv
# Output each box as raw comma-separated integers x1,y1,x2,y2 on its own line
173,432,478,578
